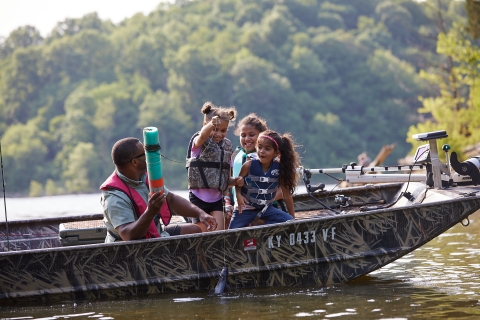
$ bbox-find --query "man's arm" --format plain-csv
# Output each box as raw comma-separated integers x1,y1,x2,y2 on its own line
116,192,166,240
166,192,218,231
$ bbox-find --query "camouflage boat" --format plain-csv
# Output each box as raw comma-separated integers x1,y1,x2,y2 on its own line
1,131,479,303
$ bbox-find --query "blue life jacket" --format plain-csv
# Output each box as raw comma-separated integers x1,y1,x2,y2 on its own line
241,159,280,208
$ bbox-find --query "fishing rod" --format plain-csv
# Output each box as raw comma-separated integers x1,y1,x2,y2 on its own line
0,141,10,251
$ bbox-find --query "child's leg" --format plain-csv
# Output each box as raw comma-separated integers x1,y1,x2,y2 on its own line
228,209,258,229
188,192,225,232
193,211,224,232
210,210,225,230
261,206,294,224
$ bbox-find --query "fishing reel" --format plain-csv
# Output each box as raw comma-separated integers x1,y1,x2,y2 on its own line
334,194,351,207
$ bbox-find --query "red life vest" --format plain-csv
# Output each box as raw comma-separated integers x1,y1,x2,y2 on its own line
100,172,172,238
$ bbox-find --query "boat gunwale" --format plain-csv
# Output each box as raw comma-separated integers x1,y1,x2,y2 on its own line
1,192,479,257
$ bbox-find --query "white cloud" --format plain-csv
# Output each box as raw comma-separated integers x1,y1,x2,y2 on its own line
0,0,165,38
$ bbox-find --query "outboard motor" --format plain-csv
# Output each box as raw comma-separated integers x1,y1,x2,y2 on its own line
450,152,480,186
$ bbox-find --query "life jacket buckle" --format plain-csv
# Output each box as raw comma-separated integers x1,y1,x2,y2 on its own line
257,199,267,205
258,189,268,194
259,177,270,182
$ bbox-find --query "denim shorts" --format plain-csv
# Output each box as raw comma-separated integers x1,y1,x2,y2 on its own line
228,205,293,229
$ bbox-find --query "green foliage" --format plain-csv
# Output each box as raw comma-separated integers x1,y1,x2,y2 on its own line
29,180,43,197
0,0,473,195
466,0,480,38
63,142,103,193
408,23,480,158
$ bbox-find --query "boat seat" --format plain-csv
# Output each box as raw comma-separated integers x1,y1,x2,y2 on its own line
59,220,106,246
59,215,188,246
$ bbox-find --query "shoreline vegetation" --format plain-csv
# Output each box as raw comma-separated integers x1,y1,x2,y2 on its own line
1,0,478,197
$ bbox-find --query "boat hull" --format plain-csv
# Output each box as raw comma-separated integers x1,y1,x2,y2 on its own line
1,183,480,302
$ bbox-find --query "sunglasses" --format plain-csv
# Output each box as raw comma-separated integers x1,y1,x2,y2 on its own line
130,153,145,162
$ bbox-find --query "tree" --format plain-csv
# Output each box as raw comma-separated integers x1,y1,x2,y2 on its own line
0,26,43,59
1,120,49,193
63,142,103,193
466,0,480,38
407,23,480,157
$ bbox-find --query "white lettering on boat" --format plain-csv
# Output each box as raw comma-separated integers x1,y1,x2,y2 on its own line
267,228,335,249
276,235,281,247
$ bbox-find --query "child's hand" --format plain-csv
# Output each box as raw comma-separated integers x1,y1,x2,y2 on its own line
236,194,249,213
234,176,244,187
211,116,221,126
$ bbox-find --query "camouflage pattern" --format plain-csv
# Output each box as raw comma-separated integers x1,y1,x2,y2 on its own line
186,133,233,192
1,182,479,303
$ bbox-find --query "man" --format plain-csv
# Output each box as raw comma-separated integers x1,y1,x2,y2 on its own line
101,137,217,242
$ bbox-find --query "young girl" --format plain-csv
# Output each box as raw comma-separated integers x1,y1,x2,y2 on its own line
230,113,269,208
229,130,300,229
186,102,242,231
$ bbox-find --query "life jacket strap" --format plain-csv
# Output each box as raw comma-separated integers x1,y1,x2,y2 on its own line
246,188,276,195
250,198,275,206
248,176,278,183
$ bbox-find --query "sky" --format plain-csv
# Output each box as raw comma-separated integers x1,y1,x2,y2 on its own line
0,0,167,39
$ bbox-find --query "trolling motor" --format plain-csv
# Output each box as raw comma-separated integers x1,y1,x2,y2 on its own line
450,153,480,186
412,130,480,187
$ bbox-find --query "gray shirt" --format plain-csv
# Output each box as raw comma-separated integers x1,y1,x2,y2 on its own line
101,170,169,243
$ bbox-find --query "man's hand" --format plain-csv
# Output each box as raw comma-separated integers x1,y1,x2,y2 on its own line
146,191,166,217
199,212,217,231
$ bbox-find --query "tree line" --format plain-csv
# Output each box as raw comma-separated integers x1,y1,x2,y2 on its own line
0,0,478,196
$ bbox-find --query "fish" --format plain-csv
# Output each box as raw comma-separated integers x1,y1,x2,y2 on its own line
212,266,230,295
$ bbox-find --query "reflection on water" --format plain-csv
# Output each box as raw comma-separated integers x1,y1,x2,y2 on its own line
1,207,479,319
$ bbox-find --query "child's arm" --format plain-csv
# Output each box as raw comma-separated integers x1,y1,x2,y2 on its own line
235,161,251,213
228,176,244,187
280,186,295,218
193,116,220,149
274,187,283,201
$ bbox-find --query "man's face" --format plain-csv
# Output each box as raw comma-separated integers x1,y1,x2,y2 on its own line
131,142,147,173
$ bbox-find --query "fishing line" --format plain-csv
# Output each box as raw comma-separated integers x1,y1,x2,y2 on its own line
222,194,228,265
0,141,10,251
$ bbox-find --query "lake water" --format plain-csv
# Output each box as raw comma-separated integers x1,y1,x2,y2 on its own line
0,194,479,319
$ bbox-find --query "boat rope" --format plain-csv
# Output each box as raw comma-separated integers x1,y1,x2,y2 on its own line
0,141,10,251
160,154,183,164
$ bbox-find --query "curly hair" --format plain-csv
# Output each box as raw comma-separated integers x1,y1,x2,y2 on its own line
233,113,268,136
259,130,301,194
112,137,140,167
201,101,237,127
